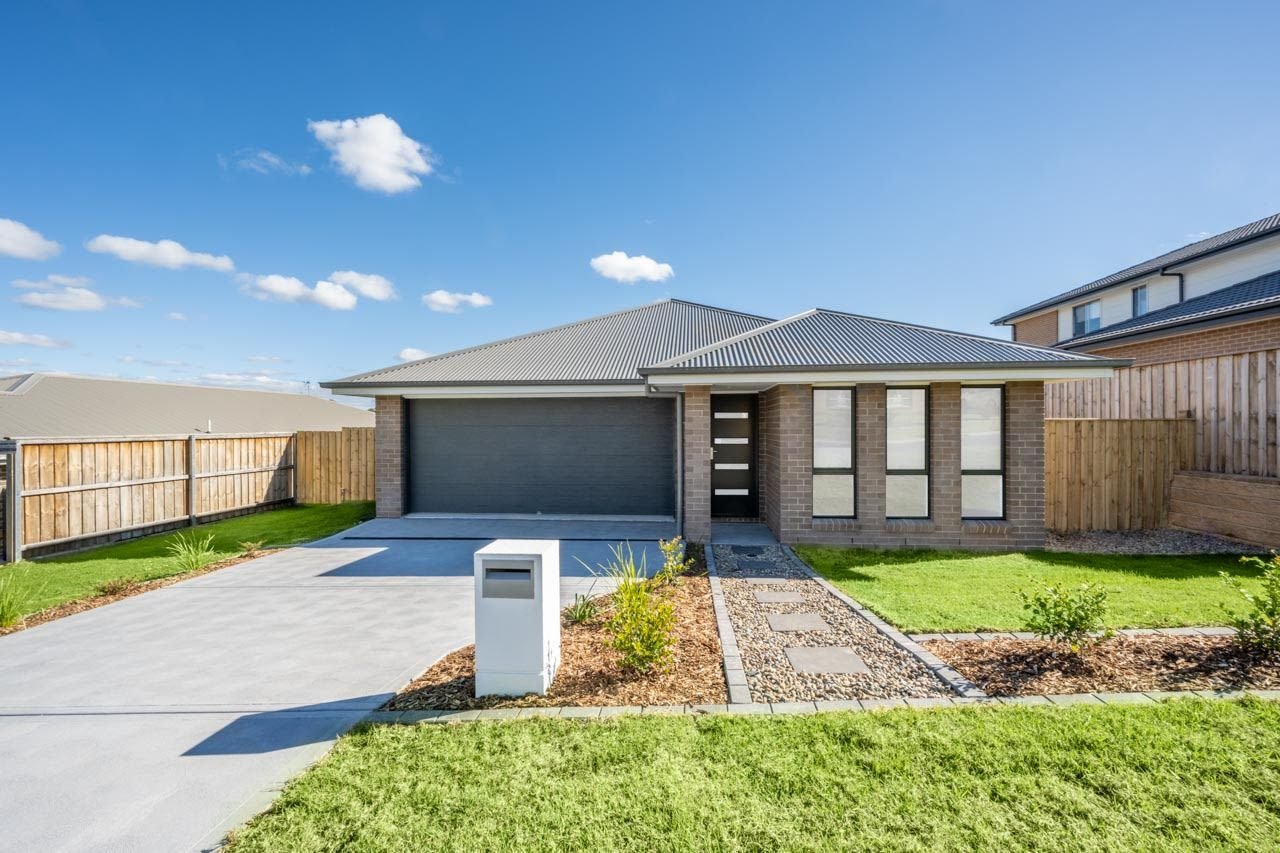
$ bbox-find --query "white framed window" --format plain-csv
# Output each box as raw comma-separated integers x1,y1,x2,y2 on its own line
812,388,855,517
1132,285,1148,317
1072,300,1101,336
886,387,928,518
961,386,1003,519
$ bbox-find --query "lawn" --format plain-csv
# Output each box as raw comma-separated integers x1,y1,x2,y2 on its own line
0,501,373,617
795,547,1267,633
228,699,1280,852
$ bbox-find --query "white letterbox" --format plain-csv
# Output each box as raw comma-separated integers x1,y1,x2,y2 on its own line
473,539,561,697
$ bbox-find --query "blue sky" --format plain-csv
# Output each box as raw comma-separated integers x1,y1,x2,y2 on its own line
3,1,1280,405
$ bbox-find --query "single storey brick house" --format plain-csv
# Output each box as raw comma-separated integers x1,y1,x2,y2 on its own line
324,300,1120,548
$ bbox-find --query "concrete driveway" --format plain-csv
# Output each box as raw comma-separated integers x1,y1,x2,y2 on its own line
0,518,671,853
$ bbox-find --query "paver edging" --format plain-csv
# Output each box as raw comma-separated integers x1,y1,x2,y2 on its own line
705,545,752,705
914,627,1239,643
778,545,988,699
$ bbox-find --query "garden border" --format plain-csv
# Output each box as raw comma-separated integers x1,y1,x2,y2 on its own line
911,627,1238,642
705,546,752,704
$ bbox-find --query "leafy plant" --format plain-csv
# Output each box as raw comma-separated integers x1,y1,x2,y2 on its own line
1222,554,1280,655
94,576,138,597
0,572,28,628
656,536,696,586
238,540,267,558
1020,580,1111,653
167,532,218,573
563,593,599,625
585,542,675,673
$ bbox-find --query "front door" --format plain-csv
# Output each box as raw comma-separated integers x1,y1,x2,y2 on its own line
710,394,758,517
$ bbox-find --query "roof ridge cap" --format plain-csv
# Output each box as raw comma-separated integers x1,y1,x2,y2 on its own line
810,308,1096,360
644,309,817,370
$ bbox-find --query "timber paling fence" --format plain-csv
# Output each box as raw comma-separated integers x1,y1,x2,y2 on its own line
0,428,375,562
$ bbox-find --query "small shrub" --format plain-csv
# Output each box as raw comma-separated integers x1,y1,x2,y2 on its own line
656,536,696,585
1222,554,1280,655
1020,580,1111,653
563,594,599,625
94,576,138,597
589,542,675,673
238,540,266,558
167,532,218,573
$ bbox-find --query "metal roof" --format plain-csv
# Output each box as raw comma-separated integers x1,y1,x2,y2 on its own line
0,373,373,438
992,211,1280,324
1061,268,1280,349
644,309,1110,373
323,299,774,387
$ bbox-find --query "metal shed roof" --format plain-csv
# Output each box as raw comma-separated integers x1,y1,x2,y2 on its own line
323,299,774,387
0,373,373,438
643,308,1112,373
992,211,1280,324
1061,268,1280,349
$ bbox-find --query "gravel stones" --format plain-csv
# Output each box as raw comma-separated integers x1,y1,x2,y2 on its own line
1047,528,1266,555
715,545,953,702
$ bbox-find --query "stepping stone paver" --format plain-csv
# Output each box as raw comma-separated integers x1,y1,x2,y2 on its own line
767,613,830,632
784,646,870,674
743,575,791,584
754,590,807,604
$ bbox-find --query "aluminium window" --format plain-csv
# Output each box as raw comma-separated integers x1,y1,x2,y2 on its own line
1072,300,1101,337
1132,284,1148,317
885,387,928,518
812,388,855,517
961,386,1004,519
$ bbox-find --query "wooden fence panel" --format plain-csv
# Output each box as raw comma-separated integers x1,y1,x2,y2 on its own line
1045,348,1280,478
296,427,375,504
12,433,295,553
1045,418,1195,532
1169,471,1280,547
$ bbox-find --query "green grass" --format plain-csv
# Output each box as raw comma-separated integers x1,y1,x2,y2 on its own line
0,501,373,618
795,547,1268,633
227,700,1280,852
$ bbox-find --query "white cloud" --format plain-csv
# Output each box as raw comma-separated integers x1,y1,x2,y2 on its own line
247,354,289,363
307,114,434,194
18,286,106,312
241,273,357,311
12,274,90,289
232,148,312,176
167,312,187,321
589,251,674,283
0,218,61,260
329,269,396,301
312,279,358,310
197,372,306,391
0,330,67,348
0,357,35,369
86,234,235,271
398,347,431,362
120,355,186,367
422,289,493,313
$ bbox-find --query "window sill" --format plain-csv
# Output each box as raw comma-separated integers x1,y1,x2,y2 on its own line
962,519,1012,535
885,519,935,533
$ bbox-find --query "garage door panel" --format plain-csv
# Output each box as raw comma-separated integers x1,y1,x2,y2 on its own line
407,398,675,515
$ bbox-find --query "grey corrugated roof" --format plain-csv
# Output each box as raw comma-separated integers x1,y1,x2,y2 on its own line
323,299,774,387
1062,268,1280,349
643,309,1112,373
0,374,373,438
993,211,1280,324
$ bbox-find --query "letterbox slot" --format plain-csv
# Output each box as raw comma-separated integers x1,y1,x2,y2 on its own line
482,560,535,599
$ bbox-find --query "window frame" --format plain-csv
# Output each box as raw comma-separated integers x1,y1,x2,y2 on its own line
1131,284,1148,317
1072,299,1101,337
960,384,1006,520
885,385,930,519
811,386,856,518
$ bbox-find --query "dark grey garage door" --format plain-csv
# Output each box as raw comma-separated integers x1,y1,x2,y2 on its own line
407,397,675,516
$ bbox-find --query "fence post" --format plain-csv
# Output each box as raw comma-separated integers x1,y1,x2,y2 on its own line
5,441,23,562
187,435,198,527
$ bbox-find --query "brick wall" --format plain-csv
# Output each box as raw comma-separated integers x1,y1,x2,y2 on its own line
1084,316,1280,366
374,396,407,518
756,381,1046,550
1012,311,1059,346
682,386,712,542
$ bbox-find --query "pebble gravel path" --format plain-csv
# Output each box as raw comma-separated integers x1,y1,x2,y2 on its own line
714,545,953,702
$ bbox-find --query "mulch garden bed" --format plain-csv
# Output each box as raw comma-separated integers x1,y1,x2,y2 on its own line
927,635,1280,695
385,570,727,710
0,549,280,636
